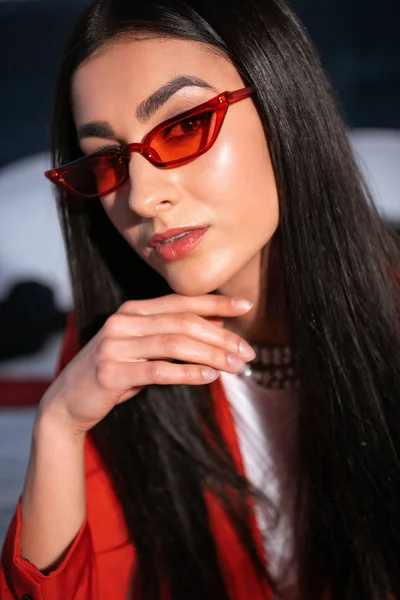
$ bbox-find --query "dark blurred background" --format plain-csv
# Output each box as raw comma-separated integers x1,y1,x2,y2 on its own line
0,0,399,169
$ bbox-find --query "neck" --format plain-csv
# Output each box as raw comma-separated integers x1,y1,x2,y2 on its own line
217,238,291,345
223,302,291,344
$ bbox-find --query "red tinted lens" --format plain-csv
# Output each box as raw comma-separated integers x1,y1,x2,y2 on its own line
150,109,217,164
62,155,126,197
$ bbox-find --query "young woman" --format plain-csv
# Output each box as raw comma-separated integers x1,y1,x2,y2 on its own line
1,0,400,599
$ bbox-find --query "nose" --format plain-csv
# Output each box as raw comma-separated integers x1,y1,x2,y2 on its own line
125,152,180,219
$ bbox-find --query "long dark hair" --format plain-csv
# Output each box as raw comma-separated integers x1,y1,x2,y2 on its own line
51,1,400,598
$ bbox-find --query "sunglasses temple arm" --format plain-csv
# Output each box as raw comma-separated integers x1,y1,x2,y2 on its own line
228,86,256,104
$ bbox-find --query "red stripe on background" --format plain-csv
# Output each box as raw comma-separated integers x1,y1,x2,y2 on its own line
0,379,51,407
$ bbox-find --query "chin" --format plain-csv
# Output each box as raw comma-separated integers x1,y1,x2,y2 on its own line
165,278,217,297
162,267,228,297
153,251,246,297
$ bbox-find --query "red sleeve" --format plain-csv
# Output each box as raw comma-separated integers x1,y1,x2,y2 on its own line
0,315,97,600
0,502,97,599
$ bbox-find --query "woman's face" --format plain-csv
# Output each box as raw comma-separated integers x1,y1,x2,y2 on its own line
72,37,279,300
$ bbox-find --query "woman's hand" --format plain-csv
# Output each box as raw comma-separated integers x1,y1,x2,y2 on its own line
39,294,255,434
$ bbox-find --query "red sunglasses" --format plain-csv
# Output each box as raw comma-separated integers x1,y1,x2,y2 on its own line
45,86,255,198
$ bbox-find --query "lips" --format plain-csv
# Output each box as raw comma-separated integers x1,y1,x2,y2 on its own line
147,226,209,261
147,226,209,248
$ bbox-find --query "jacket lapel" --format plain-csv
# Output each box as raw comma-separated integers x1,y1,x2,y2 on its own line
207,377,272,600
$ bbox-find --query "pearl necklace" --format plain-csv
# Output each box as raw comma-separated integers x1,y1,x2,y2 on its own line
239,343,300,390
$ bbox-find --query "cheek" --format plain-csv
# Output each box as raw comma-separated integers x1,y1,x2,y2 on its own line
196,125,279,236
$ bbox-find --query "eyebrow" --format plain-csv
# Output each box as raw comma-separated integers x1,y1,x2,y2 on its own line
77,75,218,141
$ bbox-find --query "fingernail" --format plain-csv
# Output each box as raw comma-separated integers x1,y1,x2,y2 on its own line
232,298,254,310
227,354,246,371
202,368,220,381
239,341,256,361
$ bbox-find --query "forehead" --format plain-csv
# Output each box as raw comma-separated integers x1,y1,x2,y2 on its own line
72,37,241,132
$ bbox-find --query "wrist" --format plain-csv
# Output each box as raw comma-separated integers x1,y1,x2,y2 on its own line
34,403,87,446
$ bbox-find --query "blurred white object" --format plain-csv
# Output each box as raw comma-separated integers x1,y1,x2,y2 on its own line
349,129,400,225
0,153,72,309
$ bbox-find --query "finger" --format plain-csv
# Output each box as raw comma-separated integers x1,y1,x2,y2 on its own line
99,334,247,374
101,313,255,360
111,360,221,390
117,294,253,318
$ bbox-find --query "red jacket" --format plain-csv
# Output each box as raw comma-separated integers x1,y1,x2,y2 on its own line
0,319,273,600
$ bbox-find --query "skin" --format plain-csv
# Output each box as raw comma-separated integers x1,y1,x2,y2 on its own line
72,36,287,343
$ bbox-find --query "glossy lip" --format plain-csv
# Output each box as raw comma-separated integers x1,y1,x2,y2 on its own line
152,227,209,262
147,225,209,248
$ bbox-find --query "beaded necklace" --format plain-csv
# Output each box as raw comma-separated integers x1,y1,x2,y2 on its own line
240,344,299,390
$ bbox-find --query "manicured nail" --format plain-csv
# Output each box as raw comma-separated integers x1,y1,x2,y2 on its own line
239,341,256,361
202,368,220,381
232,298,254,310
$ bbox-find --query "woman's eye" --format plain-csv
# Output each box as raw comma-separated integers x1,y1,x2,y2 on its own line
163,116,204,141
180,119,201,134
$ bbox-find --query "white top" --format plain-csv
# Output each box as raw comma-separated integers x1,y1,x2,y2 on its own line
220,371,299,599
